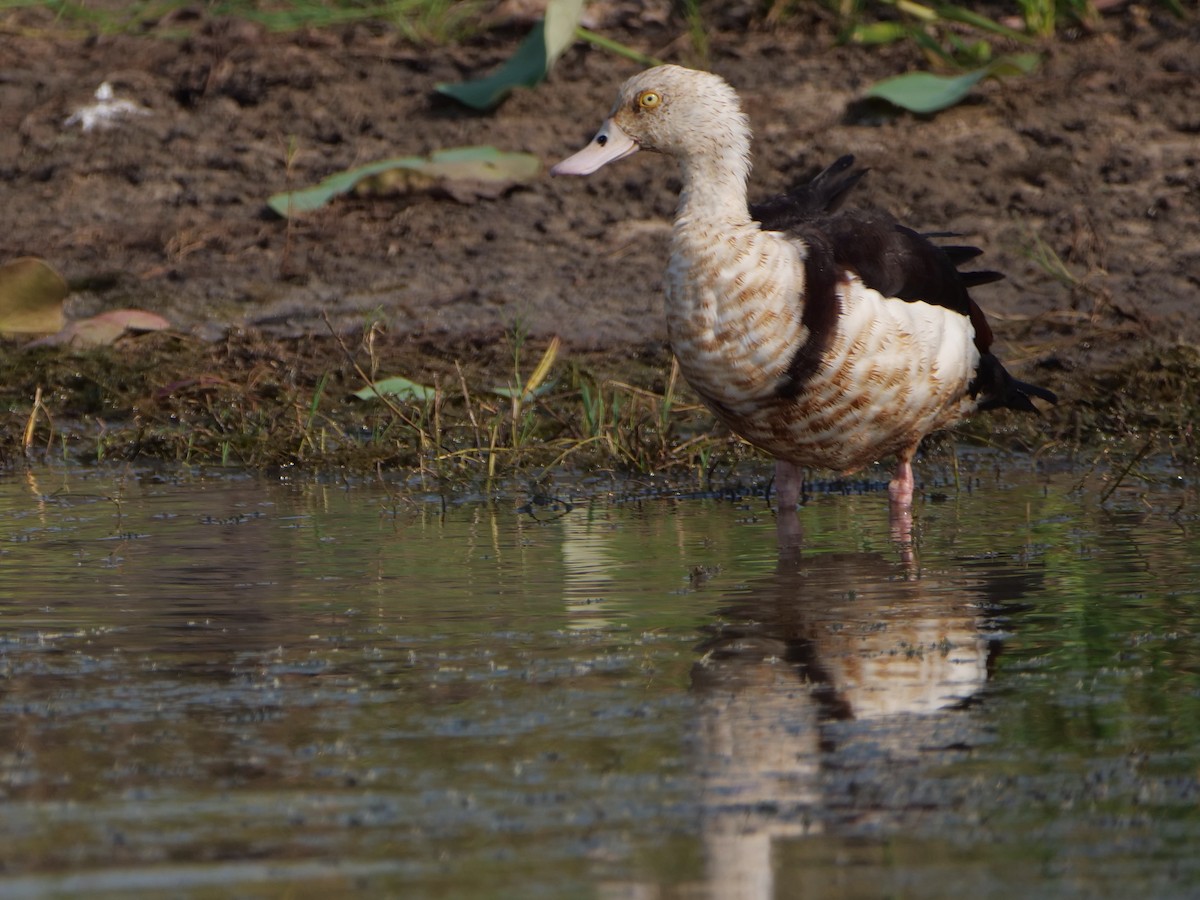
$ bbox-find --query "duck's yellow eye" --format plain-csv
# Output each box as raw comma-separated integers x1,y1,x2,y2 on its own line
637,90,662,110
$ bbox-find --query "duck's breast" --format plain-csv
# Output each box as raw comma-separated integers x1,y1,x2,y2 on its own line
664,223,808,409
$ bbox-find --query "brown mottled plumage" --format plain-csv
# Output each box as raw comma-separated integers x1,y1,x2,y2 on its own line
553,65,1055,530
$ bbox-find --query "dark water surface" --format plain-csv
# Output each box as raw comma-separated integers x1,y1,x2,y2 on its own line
1,462,1199,898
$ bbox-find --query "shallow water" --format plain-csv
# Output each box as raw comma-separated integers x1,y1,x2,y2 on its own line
1,460,1199,898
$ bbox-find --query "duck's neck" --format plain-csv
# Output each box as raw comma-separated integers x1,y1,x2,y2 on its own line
665,139,808,412
674,137,754,226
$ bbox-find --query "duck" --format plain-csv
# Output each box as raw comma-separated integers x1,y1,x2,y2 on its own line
551,64,1056,530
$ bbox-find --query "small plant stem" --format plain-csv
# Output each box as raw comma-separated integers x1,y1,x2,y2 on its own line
456,361,482,450
23,386,54,458
299,372,330,457
1100,438,1154,504
574,27,665,67
322,311,424,432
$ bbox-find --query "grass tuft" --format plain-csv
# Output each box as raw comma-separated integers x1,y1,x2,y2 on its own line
3,0,487,42
0,327,738,482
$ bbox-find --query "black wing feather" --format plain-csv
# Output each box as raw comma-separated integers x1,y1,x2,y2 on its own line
749,154,865,226
939,245,984,265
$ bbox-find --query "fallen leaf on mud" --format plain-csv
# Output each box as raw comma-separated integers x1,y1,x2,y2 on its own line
866,53,1040,113
28,309,170,348
436,21,548,111
435,0,584,110
267,146,541,217
353,376,437,402
0,257,68,335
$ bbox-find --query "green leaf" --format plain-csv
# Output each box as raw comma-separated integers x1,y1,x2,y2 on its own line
946,33,993,66
406,145,541,182
850,21,911,45
436,20,550,110
865,53,1041,114
0,257,68,335
435,0,584,110
867,69,988,113
986,53,1041,77
270,157,417,216
354,376,436,403
267,146,540,218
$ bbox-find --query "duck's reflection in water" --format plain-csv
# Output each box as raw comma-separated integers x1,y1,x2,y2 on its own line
690,544,1040,899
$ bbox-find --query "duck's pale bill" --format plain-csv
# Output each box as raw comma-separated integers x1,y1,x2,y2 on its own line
551,120,639,176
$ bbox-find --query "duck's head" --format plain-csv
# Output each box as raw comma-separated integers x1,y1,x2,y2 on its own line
552,65,748,177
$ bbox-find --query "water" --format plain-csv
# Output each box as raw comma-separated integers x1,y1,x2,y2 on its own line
1,460,1199,898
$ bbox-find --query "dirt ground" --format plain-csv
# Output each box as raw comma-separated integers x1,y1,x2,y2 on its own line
1,2,1198,467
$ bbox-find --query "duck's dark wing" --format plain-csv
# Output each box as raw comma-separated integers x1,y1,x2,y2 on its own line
751,156,999,328
749,154,865,225
754,156,1057,412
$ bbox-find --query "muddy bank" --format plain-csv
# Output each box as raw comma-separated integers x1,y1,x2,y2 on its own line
1,4,1198,472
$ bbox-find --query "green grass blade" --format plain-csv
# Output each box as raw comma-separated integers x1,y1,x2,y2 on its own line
934,3,1034,41
910,27,958,64
574,27,664,66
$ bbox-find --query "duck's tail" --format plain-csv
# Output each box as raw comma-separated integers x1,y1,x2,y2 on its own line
972,354,1058,413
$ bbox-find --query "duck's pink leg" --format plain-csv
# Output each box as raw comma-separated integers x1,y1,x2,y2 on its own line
888,449,916,540
773,459,805,546
774,459,804,512
888,459,914,508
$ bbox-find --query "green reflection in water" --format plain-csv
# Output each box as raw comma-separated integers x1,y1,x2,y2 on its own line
0,460,1197,898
